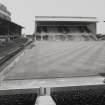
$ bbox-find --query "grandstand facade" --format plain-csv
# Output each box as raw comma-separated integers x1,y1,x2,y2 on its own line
0,3,23,40
35,16,98,41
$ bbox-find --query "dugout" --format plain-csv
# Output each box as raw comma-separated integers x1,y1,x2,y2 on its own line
35,16,98,41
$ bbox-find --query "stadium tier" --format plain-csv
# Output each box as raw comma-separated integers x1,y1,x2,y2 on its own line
0,93,37,105
51,85,105,105
0,17,23,36
0,3,26,71
0,3,23,43
0,37,28,56
35,16,98,41
0,85,105,105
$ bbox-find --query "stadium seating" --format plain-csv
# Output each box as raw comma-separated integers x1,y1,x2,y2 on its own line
36,25,99,41
0,93,37,105
1,86,105,105
0,37,28,57
51,85,105,105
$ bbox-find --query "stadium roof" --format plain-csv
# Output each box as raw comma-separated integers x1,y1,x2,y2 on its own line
35,16,98,22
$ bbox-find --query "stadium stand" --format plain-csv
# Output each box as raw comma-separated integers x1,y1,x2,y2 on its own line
35,16,98,41
0,93,37,105
0,37,28,57
51,85,105,105
0,3,27,67
0,37,30,68
1,85,105,105
36,25,98,41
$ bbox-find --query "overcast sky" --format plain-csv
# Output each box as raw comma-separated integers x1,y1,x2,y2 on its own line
0,0,105,34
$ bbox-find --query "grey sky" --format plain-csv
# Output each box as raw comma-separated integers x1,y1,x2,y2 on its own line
0,0,105,34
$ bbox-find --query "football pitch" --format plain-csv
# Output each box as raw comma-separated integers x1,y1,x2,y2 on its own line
1,41,105,80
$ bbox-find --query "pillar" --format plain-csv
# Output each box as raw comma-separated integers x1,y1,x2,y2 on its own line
34,35,36,41
41,36,43,41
